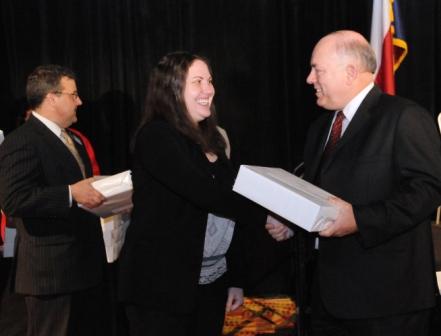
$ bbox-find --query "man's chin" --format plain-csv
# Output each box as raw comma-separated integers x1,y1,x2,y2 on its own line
316,99,334,110
316,98,326,108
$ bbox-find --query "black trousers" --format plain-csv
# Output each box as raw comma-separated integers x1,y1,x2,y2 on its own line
125,275,228,336
24,284,110,336
310,267,432,336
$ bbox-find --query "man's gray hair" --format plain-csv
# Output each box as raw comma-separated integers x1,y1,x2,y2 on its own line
332,31,377,73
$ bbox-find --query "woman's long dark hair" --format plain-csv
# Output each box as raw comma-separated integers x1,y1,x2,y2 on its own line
135,51,226,155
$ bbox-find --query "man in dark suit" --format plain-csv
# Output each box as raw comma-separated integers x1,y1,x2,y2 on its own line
0,65,107,336
266,30,441,335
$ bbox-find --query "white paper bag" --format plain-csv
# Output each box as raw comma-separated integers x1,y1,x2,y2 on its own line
100,212,130,263
3,227,17,258
437,272,441,293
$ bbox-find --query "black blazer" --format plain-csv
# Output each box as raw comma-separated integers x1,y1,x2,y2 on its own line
118,120,251,313
304,86,441,319
0,116,106,295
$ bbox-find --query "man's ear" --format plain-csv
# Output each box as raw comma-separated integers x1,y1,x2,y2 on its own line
45,92,58,106
345,64,358,84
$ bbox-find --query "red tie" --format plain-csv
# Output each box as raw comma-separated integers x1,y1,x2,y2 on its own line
322,111,344,159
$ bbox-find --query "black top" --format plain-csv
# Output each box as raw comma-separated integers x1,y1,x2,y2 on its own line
118,120,256,313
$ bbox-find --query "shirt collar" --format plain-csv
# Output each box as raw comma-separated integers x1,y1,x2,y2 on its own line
342,82,374,123
32,111,63,138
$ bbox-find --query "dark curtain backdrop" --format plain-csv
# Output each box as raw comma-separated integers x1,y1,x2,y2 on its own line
1,0,440,174
1,2,440,334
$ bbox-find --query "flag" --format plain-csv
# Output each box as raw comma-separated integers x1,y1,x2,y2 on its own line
370,0,408,95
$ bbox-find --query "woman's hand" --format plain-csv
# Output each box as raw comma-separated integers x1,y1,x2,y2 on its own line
226,287,244,312
265,214,294,241
205,152,218,162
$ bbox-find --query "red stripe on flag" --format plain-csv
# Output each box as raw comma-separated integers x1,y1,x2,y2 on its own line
375,29,395,95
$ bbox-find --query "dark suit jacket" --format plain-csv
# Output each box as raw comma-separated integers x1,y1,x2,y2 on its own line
118,120,255,313
0,116,106,295
304,86,441,319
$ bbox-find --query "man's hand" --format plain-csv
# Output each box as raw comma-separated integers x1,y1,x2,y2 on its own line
319,197,358,237
265,214,294,241
70,178,105,209
226,287,244,312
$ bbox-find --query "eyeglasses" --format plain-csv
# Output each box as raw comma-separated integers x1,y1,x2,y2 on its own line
53,91,80,99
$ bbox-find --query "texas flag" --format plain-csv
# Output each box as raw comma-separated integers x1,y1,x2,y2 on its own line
370,0,408,95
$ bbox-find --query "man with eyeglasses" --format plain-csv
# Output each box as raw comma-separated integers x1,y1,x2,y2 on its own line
0,64,108,336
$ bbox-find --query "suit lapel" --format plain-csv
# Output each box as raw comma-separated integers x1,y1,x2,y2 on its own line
28,116,89,179
321,86,383,170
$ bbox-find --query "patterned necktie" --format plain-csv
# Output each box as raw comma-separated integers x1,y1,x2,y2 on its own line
60,129,86,178
322,111,344,160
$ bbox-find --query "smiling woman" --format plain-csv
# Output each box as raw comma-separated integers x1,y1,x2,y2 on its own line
184,59,215,124
117,51,262,336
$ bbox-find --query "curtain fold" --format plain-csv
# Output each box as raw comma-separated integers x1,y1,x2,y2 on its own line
1,0,439,172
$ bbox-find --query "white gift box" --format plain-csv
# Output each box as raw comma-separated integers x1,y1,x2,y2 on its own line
80,170,133,217
233,165,338,232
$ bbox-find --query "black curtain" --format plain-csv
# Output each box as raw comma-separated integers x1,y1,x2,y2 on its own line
1,1,441,334
2,0,439,173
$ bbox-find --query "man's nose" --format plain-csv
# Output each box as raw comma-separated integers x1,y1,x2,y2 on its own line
306,70,315,84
